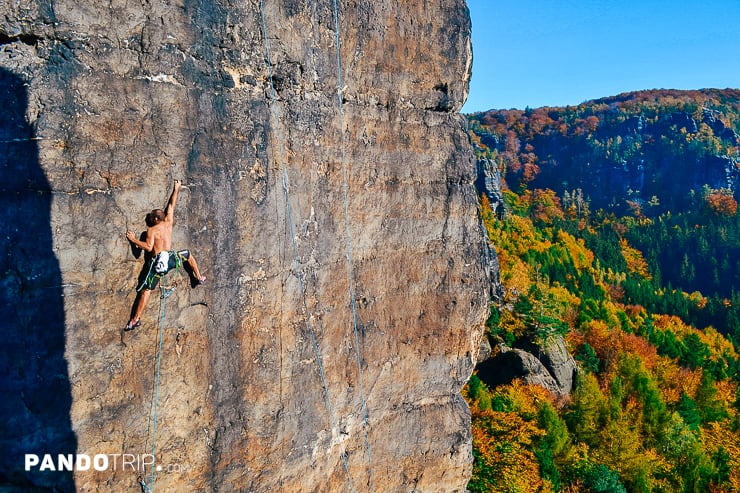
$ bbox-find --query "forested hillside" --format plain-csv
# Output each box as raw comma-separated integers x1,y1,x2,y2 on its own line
465,90,740,492
469,89,740,214
471,89,740,312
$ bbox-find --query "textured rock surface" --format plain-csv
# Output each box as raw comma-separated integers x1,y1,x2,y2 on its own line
1,0,489,491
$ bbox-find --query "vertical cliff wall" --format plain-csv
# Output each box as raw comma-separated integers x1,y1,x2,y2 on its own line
1,0,489,491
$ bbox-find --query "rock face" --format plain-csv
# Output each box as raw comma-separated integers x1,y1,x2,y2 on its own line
1,1,489,492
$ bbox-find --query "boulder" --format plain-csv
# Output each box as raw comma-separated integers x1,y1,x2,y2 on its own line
478,336,577,399
477,346,562,397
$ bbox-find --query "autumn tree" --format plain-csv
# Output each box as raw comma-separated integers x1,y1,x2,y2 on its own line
529,188,565,224
563,188,591,219
704,188,738,217
566,373,608,447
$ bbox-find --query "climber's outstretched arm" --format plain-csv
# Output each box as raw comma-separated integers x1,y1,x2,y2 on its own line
164,179,181,222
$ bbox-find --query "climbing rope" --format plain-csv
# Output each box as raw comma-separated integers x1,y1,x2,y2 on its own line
330,0,375,490
258,1,356,491
141,278,169,493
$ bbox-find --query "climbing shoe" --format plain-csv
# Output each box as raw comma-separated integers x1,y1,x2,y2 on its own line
190,275,206,288
124,319,141,331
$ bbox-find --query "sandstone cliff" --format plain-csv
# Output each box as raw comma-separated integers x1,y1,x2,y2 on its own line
1,0,489,491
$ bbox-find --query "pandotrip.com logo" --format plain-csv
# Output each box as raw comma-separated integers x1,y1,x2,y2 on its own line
24,453,192,474
25,453,154,472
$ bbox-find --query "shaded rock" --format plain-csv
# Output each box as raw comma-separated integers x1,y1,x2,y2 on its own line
477,335,577,398
483,234,505,304
0,65,76,493
477,346,562,396
702,108,740,143
665,111,698,134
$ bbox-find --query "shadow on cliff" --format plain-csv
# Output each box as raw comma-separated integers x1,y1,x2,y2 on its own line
0,68,76,491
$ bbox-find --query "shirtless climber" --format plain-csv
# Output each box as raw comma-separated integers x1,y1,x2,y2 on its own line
124,179,205,331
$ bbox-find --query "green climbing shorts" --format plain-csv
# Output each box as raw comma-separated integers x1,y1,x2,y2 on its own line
137,250,189,291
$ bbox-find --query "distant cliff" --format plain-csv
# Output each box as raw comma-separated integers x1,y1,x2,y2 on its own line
0,1,489,491
469,89,740,215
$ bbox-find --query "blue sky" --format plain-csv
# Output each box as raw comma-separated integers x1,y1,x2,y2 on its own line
462,0,740,113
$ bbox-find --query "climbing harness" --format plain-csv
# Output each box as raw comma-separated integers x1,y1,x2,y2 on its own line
137,251,185,292
330,0,375,490
258,1,357,491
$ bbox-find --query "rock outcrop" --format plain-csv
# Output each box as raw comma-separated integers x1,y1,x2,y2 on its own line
1,1,489,491
477,337,577,398
475,155,505,218
516,336,578,397
474,155,505,303
477,346,561,395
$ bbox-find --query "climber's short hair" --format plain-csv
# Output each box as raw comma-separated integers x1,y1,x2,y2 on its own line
146,209,166,226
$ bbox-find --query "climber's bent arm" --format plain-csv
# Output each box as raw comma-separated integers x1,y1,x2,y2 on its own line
126,230,154,252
